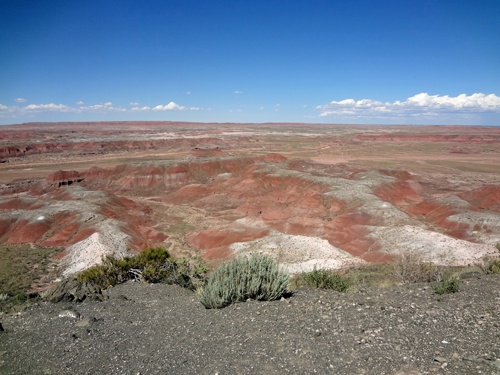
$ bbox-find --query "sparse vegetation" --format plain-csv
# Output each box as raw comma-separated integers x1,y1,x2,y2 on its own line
296,251,468,294
199,254,289,309
432,276,460,295
300,267,351,292
486,258,500,274
0,244,63,294
0,244,62,313
392,251,444,284
342,263,396,289
478,256,500,275
488,259,500,274
77,247,209,291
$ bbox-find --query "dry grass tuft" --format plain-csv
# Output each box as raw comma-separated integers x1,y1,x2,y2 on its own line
392,251,445,284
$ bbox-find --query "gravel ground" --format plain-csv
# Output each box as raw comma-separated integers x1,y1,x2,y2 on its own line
1,274,500,375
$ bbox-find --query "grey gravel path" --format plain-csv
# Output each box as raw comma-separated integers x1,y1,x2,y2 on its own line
1,274,500,374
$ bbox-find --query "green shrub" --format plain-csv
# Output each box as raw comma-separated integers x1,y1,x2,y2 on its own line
487,259,500,274
77,247,209,290
11,291,29,305
199,254,289,309
432,276,460,295
301,268,351,292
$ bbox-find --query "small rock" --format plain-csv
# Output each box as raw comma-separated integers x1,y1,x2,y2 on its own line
434,357,447,363
75,317,95,327
0,322,3,332
59,309,80,319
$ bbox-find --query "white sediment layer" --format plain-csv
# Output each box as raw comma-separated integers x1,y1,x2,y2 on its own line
369,225,498,264
230,231,365,274
62,221,131,276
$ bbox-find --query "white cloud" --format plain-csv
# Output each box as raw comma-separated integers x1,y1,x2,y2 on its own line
260,107,264,110
0,103,128,117
130,106,151,112
234,91,242,94
317,93,500,118
152,102,186,111
229,110,233,112
24,103,74,113
0,104,16,116
303,105,307,108
237,109,242,112
129,102,139,106
190,107,200,110
76,101,84,105
15,98,27,103
186,91,191,95
104,102,112,106
80,104,125,112
276,104,281,107
208,108,212,111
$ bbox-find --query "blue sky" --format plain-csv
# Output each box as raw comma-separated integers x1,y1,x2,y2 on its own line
1,0,499,125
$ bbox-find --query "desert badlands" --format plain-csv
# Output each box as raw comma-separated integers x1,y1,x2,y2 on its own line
1,122,500,374
1,121,499,285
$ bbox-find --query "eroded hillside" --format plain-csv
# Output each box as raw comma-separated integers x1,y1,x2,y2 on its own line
1,122,500,291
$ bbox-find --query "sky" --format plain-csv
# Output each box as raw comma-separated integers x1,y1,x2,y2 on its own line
1,0,499,126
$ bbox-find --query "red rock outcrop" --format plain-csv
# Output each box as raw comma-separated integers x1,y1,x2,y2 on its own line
6,220,51,244
458,185,500,212
0,138,226,161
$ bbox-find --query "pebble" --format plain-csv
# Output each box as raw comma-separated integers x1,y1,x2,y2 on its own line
58,310,80,319
75,317,95,327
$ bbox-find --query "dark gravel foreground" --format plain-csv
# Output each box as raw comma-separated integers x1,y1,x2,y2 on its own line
1,274,500,375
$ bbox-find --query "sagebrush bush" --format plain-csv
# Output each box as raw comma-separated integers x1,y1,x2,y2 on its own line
77,247,208,290
199,254,289,309
301,268,351,292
